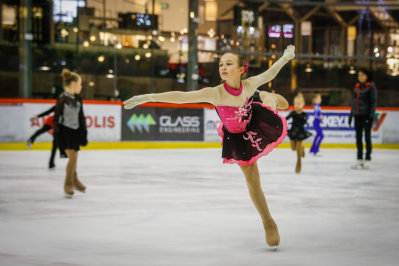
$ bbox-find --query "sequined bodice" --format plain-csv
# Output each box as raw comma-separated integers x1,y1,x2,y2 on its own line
215,98,254,134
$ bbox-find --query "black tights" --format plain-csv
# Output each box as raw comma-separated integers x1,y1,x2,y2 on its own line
354,115,372,160
29,125,67,165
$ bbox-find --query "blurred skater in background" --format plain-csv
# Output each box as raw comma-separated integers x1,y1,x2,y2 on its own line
349,69,377,169
309,93,324,155
54,69,88,197
27,105,67,169
286,93,312,173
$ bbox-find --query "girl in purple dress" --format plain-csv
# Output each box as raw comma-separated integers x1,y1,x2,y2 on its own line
123,45,295,248
309,93,324,155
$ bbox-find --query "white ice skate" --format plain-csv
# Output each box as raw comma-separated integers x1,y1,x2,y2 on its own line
26,140,32,149
351,159,363,169
362,160,371,169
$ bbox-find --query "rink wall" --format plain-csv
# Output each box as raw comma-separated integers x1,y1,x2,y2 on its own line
0,99,398,149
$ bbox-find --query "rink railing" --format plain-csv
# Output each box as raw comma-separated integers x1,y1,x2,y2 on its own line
0,98,398,150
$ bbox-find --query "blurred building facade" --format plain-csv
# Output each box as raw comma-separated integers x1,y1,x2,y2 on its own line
0,0,398,106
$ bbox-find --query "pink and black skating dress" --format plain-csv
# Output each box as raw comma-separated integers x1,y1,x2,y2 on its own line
216,83,287,166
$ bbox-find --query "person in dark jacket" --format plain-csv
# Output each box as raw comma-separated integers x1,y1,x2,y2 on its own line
349,68,377,169
54,69,88,197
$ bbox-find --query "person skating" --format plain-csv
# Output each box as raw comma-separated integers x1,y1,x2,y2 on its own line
123,45,296,248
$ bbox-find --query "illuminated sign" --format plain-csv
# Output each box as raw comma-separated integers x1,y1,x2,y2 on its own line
268,24,294,39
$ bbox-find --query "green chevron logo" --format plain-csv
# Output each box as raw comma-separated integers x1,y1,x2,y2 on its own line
127,114,156,133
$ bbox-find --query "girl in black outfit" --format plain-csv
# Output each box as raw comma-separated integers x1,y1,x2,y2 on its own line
349,69,377,169
27,105,67,168
54,69,88,197
286,93,312,173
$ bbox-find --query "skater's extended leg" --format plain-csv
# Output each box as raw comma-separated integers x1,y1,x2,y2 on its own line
49,138,57,168
27,125,52,148
240,162,280,247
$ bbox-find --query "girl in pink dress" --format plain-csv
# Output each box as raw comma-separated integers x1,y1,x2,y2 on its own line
123,45,295,248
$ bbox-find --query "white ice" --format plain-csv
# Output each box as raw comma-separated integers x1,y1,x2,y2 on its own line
0,148,398,266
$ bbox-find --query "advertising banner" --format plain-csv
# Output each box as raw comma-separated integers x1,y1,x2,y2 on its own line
204,108,388,144
0,103,25,142
277,109,383,144
204,108,222,142
83,104,121,142
11,102,121,142
122,107,204,141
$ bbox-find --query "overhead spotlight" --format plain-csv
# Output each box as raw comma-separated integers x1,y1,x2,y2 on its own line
348,66,356,74
305,64,313,73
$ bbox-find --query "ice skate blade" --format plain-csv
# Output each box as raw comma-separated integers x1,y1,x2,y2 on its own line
64,194,73,199
270,246,278,251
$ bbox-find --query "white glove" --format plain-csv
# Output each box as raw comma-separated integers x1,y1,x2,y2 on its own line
282,44,295,61
30,115,38,122
123,94,152,109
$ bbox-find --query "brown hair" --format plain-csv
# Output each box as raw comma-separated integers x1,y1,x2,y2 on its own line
312,93,321,103
61,68,80,87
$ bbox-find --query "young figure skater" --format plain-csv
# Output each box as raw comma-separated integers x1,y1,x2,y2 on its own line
286,93,311,173
53,69,88,197
27,105,67,168
123,45,295,248
349,69,377,169
309,93,324,155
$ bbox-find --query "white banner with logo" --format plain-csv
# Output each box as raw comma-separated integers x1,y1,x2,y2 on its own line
1,103,398,144
204,108,222,142
204,108,395,144
0,102,121,142
83,104,121,142
0,104,25,142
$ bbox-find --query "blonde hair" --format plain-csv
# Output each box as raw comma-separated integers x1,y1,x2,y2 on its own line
61,68,80,87
294,92,305,104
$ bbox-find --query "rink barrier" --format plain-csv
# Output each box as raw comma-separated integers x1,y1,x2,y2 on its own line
1,142,398,151
1,98,399,146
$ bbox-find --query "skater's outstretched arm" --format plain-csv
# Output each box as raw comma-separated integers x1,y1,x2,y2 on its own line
245,45,295,91
31,105,56,121
38,105,56,118
123,86,219,109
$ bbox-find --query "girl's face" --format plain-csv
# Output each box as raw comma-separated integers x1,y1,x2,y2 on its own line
294,97,304,111
358,71,368,83
72,78,82,94
219,53,244,81
314,95,321,104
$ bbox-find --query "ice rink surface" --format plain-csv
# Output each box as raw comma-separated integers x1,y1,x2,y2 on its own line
0,147,398,266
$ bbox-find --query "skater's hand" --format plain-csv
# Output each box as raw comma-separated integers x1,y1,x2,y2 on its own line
123,95,151,109
282,45,295,61
30,115,38,122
